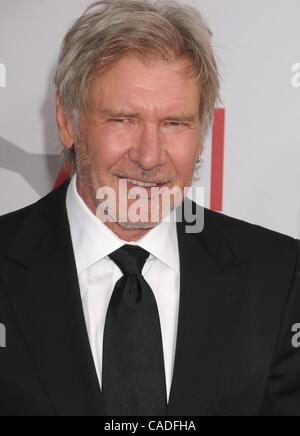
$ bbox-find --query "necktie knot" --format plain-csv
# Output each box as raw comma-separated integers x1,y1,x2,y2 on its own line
109,245,150,276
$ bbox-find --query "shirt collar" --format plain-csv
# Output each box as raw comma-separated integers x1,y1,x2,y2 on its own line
66,174,179,274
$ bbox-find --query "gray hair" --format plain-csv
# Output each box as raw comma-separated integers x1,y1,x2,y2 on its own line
55,0,220,169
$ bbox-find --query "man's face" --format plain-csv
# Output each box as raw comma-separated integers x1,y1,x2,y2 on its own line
59,54,203,239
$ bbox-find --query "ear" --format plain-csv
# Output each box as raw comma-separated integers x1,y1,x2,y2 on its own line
55,94,75,149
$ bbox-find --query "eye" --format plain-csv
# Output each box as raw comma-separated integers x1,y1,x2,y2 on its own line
165,121,186,128
109,118,128,124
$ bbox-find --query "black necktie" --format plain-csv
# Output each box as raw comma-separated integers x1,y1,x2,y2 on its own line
102,245,167,416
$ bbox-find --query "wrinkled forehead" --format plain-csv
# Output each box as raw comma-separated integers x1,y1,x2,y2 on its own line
87,54,201,115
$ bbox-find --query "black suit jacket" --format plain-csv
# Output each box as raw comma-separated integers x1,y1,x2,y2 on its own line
0,181,300,416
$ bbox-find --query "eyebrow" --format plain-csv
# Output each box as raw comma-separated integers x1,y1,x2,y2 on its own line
98,109,198,123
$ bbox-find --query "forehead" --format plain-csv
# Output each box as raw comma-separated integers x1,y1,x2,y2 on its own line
88,55,200,112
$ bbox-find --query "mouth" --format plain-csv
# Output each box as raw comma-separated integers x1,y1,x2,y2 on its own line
117,177,170,189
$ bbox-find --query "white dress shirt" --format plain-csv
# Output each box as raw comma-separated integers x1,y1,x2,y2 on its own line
66,174,180,402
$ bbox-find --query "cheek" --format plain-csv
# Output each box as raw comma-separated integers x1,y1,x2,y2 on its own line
172,155,196,183
166,133,200,178
83,125,131,170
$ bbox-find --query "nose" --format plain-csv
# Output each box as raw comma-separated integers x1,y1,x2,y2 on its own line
128,123,167,171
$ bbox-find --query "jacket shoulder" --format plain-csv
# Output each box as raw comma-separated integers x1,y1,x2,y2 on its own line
0,203,36,254
0,181,69,255
204,208,298,261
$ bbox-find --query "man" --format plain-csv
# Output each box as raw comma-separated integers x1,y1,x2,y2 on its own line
0,0,299,416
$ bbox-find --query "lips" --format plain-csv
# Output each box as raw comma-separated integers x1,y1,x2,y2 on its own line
118,177,169,188
127,178,159,188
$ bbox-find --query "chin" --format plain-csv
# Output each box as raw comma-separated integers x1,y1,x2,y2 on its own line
117,221,159,231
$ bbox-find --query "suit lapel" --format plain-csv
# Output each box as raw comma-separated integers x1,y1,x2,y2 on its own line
167,205,249,416
1,182,105,416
